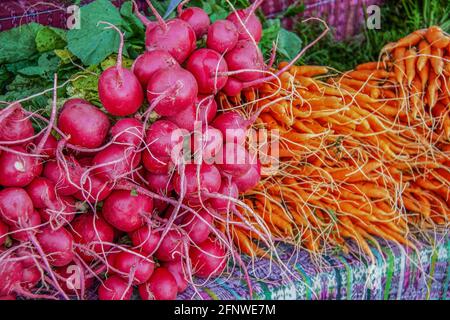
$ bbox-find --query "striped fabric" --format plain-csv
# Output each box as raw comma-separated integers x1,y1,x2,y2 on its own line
179,237,450,300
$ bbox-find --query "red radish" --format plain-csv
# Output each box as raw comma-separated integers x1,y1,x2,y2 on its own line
186,48,228,94
146,172,173,194
58,99,110,148
226,1,263,42
145,120,183,158
208,179,239,213
222,78,243,96
147,67,198,117
172,163,221,202
182,210,213,244
56,264,94,294
98,275,132,300
132,50,178,88
0,188,33,226
10,210,41,241
144,1,196,63
33,133,57,158
217,143,252,177
98,23,144,116
138,267,177,300
111,118,144,148
26,177,57,209
142,152,171,174
179,6,210,38
162,205,188,225
73,173,112,203
92,144,141,181
130,226,161,255
0,260,23,296
153,198,170,213
102,190,153,232
167,95,217,131
192,125,223,163
189,237,227,278
36,226,74,267
15,247,36,268
232,159,261,192
71,214,115,263
43,158,83,196
0,295,16,300
155,229,184,262
39,196,79,227
0,105,34,144
21,266,41,290
161,259,188,293
206,20,239,54
225,40,264,82
0,220,8,246
112,250,154,284
0,146,42,187
212,111,249,145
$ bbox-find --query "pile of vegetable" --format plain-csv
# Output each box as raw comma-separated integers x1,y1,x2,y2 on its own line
221,26,449,260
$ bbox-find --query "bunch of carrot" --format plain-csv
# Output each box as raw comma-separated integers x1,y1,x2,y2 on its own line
217,26,450,261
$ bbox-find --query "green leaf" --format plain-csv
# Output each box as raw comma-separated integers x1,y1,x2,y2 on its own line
17,52,60,77
277,29,302,61
35,27,67,53
0,23,43,64
67,0,123,66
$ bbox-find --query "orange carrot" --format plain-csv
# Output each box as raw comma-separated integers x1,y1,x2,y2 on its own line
417,40,431,71
425,26,450,49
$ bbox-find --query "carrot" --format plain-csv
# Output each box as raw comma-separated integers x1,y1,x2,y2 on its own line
426,71,440,109
393,47,406,84
430,46,444,75
405,47,417,85
425,26,450,49
419,61,430,90
417,40,431,71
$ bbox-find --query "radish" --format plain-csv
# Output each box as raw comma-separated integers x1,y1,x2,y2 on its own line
146,172,173,194
138,267,177,300
147,67,198,117
71,214,115,263
98,275,132,300
112,249,154,284
0,260,24,296
39,196,79,227
232,159,261,192
111,118,144,148
182,209,213,244
186,48,228,94
189,237,227,278
206,20,238,54
142,152,171,174
58,98,110,148
145,120,183,159
0,220,9,246
0,105,34,144
222,78,244,96
226,0,263,42
33,133,57,158
207,179,239,213
0,188,33,226
0,146,42,187
36,226,74,267
92,144,141,181
73,173,112,203
192,125,223,163
167,95,217,131
43,158,83,196
225,40,264,82
211,111,249,145
10,210,41,241
172,163,221,202
132,50,178,88
144,0,196,63
153,198,170,213
155,229,184,262
217,143,252,177
21,266,41,290
102,190,153,232
98,23,144,116
161,259,188,293
130,226,161,255
26,177,57,209
162,205,187,225
179,6,210,38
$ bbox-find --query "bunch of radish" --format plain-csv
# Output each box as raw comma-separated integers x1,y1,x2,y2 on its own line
0,0,316,300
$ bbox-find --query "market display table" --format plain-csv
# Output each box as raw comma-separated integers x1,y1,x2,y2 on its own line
180,237,450,300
